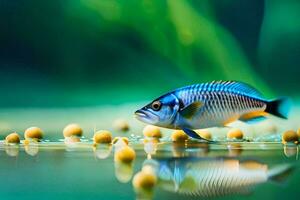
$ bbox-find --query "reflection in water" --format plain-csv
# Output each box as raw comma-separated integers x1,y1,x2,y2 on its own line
143,138,159,159
152,157,292,198
25,142,39,156
113,137,129,152
93,144,112,159
0,140,298,200
5,145,19,157
64,137,81,151
172,142,209,158
133,159,158,200
227,143,242,157
113,141,136,183
114,161,134,183
283,144,298,158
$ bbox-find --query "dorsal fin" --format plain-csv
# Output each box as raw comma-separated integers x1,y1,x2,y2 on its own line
209,80,263,98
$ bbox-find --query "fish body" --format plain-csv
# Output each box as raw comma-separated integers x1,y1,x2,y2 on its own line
153,158,291,197
135,81,290,139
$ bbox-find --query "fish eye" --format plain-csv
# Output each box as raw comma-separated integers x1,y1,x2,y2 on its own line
151,101,162,111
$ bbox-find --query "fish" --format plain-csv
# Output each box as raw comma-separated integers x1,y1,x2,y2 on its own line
149,157,293,198
135,81,290,140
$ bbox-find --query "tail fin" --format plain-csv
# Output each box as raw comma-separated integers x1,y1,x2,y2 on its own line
268,164,294,184
265,97,291,119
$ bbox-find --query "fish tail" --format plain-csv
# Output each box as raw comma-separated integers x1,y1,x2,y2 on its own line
265,97,291,119
268,164,294,184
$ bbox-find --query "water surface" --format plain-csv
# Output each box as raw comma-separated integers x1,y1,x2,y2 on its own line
0,141,298,200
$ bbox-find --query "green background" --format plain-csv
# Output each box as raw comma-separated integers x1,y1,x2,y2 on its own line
0,1,300,200
1,0,300,108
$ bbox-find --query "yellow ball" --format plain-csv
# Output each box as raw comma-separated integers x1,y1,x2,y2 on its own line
143,125,162,138
112,137,129,145
171,130,188,142
227,128,243,139
196,129,212,140
282,130,298,144
5,133,20,144
113,119,129,132
63,124,83,138
132,171,157,191
93,130,112,144
114,146,136,163
24,127,43,140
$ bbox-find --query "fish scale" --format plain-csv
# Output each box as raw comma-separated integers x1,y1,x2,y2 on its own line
174,82,268,128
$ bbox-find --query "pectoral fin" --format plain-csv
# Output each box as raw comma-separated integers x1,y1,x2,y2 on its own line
179,101,203,119
182,128,211,142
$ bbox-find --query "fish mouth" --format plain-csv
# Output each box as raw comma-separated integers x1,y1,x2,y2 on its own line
135,110,148,118
134,109,159,124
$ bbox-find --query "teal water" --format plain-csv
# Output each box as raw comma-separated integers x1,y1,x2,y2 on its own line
0,141,299,200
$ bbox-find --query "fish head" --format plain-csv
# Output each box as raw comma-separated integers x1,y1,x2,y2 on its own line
135,93,180,127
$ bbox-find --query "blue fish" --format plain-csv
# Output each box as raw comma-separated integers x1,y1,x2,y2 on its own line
135,81,290,140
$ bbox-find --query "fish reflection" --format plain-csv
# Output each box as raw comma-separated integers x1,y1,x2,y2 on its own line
153,157,292,197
